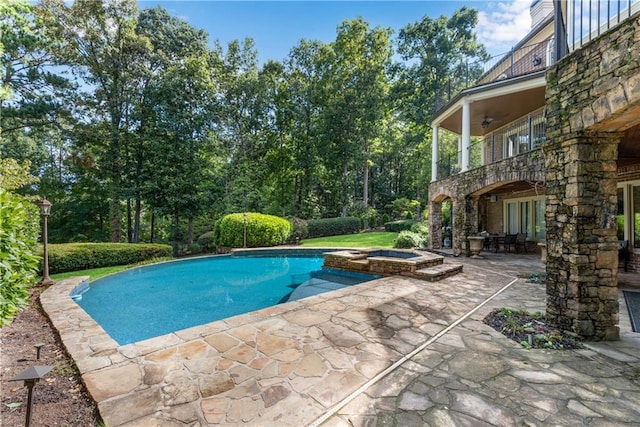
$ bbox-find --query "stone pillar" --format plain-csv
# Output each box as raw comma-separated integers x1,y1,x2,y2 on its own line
544,130,620,341
429,200,442,250
451,195,479,256
461,99,471,172
431,124,439,182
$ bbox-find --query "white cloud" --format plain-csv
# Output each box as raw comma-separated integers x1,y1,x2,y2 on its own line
475,0,532,57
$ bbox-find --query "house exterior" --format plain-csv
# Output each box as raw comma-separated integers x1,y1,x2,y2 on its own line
428,0,640,341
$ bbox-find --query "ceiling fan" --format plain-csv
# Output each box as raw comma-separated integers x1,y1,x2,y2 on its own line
481,116,494,129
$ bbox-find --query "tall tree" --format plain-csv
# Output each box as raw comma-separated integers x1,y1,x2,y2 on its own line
41,0,150,242
318,18,392,215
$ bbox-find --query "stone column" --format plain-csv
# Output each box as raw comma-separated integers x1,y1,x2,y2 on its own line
429,200,442,250
544,130,620,341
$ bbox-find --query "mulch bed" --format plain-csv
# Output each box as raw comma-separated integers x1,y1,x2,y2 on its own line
484,308,584,350
0,286,102,426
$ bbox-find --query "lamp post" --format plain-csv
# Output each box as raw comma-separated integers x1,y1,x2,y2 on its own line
38,198,53,285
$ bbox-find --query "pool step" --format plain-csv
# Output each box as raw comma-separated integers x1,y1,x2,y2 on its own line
414,263,463,282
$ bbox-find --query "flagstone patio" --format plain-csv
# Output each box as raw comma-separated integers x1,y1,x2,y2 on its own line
41,252,640,426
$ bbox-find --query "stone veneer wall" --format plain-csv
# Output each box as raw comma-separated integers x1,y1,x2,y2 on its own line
429,150,545,255
543,11,640,340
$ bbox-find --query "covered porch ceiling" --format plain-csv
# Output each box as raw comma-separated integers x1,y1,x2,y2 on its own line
434,72,547,136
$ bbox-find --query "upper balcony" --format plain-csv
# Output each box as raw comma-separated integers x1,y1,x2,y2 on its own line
555,0,640,60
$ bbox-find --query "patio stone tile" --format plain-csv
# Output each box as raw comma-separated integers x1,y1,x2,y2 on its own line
175,340,209,359
198,372,234,397
200,397,227,424
223,343,256,363
204,332,238,353
83,364,142,401
307,371,365,407
271,347,302,362
162,370,200,405
256,331,299,356
261,384,291,408
294,353,326,377
227,398,260,423
283,309,332,326
229,364,257,384
99,387,163,426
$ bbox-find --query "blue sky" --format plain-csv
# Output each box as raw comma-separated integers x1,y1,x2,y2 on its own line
138,1,535,64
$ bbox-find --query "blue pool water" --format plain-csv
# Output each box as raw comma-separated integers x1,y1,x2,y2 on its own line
74,254,376,345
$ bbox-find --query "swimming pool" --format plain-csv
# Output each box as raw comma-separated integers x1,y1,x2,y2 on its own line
73,253,378,345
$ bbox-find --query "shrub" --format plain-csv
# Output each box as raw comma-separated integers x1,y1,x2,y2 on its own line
217,213,293,248
369,214,378,229
411,221,429,236
213,218,222,245
0,189,40,326
307,216,361,238
188,243,202,254
48,243,173,273
382,213,390,224
384,219,418,233
394,231,423,249
197,231,215,252
289,217,309,242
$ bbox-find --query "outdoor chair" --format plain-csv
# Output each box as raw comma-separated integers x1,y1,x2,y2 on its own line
503,234,517,253
515,233,528,253
619,240,630,272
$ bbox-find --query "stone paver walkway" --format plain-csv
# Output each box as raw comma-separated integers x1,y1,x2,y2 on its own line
41,252,640,426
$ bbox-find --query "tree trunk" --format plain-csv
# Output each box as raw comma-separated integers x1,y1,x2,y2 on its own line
150,211,155,243
126,198,132,243
133,198,141,243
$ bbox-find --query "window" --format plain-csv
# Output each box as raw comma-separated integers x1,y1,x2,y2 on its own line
503,196,545,240
616,182,640,249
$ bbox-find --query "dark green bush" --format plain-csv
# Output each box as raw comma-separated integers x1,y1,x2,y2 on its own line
307,216,361,238
217,213,293,248
48,243,173,273
384,219,418,233
394,231,423,249
382,213,390,224
369,214,378,229
213,218,222,245
197,231,215,252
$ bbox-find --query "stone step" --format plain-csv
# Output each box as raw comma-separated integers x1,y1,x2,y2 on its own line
414,263,463,282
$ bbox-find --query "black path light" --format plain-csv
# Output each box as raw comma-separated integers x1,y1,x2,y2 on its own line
9,365,54,427
38,198,54,285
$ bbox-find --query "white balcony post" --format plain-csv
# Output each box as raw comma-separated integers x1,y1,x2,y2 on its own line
431,124,439,182
461,98,471,171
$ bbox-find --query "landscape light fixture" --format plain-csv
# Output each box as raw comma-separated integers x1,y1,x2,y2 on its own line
533,54,542,67
38,198,54,285
9,365,54,427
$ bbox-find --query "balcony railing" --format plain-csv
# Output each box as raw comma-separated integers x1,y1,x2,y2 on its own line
558,0,640,57
483,107,546,164
434,38,554,113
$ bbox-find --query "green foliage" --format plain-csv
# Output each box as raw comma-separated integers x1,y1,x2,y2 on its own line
393,230,423,249
384,219,418,232
410,221,429,236
0,188,40,326
382,213,390,224
217,213,293,248
369,213,378,229
289,217,309,241
48,243,173,273
389,197,420,220
213,218,223,246
307,217,361,238
197,231,215,252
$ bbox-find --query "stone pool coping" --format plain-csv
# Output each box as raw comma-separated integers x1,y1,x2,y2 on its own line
41,251,507,426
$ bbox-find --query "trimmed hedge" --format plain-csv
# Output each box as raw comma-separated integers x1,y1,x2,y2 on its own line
218,213,293,248
48,243,173,274
384,219,418,233
307,216,361,238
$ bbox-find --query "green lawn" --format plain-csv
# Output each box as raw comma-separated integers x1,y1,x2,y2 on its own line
51,265,130,282
301,231,397,248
